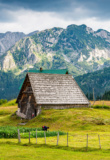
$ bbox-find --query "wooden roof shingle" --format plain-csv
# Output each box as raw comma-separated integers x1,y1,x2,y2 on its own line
28,73,89,105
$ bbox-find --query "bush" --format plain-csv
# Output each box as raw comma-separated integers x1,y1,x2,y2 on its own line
92,118,106,125
0,99,7,105
21,131,65,138
0,126,42,138
0,126,65,138
1,99,17,107
92,105,110,109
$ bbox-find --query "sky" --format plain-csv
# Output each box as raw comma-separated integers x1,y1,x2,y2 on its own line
0,0,110,33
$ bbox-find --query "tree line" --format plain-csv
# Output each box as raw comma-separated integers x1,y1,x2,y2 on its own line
86,90,110,100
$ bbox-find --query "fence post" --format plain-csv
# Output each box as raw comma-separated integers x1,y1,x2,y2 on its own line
102,101,104,108
44,131,46,144
67,132,68,147
36,129,37,144
86,134,88,149
29,131,30,143
57,132,59,145
98,135,101,149
18,129,21,143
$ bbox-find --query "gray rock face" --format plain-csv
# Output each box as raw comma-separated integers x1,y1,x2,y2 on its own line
0,31,39,56
0,32,26,55
1,24,110,76
95,29,110,42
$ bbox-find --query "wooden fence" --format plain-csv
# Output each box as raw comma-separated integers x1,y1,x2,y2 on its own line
17,129,103,149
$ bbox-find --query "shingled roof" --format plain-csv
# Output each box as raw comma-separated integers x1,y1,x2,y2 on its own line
21,72,89,105
19,69,68,90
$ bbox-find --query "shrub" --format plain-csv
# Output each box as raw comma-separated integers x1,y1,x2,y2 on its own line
1,99,17,107
21,131,65,138
92,105,110,109
0,99,7,105
0,126,65,138
92,118,105,125
0,126,42,138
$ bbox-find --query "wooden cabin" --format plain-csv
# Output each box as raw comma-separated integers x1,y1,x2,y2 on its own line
16,69,90,119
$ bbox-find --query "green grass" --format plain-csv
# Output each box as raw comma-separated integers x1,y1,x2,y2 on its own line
1,99,17,107
0,126,65,138
26,108,110,132
1,106,110,131
21,131,65,138
1,105,110,159
0,142,110,160
0,126,42,138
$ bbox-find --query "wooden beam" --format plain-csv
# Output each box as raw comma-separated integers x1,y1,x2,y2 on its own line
22,91,33,94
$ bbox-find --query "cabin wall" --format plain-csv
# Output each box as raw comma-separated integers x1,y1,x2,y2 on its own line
20,94,37,119
18,96,38,119
17,75,38,119
25,103,36,119
39,104,89,109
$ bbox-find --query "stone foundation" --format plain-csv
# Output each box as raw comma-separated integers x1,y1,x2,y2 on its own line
16,109,26,119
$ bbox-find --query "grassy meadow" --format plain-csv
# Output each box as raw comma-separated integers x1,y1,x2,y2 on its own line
1,143,110,160
0,100,110,159
91,100,110,107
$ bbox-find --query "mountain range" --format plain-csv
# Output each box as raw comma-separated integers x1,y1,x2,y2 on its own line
0,30,38,56
1,24,110,76
0,24,110,100
75,66,110,99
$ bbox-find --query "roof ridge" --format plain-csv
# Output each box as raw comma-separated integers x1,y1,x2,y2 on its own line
28,72,72,76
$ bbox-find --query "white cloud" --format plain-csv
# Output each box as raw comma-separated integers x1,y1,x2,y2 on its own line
0,9,110,33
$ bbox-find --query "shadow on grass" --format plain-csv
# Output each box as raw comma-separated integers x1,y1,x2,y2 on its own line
0,141,109,152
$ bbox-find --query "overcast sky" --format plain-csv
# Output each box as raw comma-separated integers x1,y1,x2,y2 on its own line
0,0,110,33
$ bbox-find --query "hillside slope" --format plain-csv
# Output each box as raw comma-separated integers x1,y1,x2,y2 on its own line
1,66,110,100
0,71,24,100
75,66,110,97
1,106,110,132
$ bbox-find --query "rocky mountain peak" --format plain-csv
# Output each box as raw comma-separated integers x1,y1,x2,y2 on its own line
95,29,109,38
1,24,110,77
0,32,26,56
86,26,94,34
